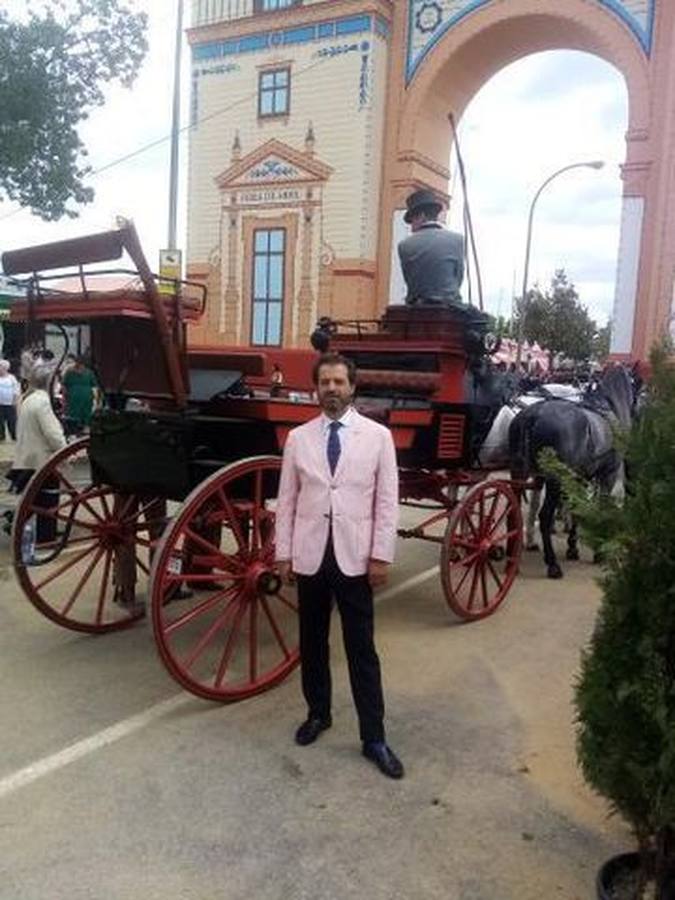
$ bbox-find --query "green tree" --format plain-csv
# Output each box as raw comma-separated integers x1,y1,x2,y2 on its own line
515,269,598,365
490,314,514,339
545,344,675,898
593,321,612,362
0,0,148,221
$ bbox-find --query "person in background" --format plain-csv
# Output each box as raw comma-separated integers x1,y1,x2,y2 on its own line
275,352,403,779
20,345,36,389
62,356,97,435
9,365,66,543
0,359,20,441
270,363,284,398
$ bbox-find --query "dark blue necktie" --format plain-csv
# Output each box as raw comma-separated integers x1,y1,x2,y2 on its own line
327,421,342,475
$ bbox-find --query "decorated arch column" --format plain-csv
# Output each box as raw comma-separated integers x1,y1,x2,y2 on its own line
377,0,675,360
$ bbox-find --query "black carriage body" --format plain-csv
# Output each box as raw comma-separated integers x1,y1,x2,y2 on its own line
89,408,279,500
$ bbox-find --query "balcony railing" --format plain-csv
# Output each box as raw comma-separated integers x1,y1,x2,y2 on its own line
191,0,302,27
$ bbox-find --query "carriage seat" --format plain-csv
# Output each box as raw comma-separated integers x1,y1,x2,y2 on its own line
380,304,491,355
356,369,440,395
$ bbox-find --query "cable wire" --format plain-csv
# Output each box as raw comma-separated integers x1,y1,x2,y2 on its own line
0,52,329,224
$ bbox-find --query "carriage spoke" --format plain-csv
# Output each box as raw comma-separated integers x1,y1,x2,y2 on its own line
94,551,113,626
57,534,100,548
113,493,134,522
43,490,104,516
121,497,162,526
29,505,100,531
480,562,489,608
181,593,240,670
251,470,263,552
135,554,151,576
60,547,105,617
185,527,238,572
216,487,247,553
165,571,237,585
260,596,292,659
485,490,500,531
462,513,479,540
486,505,510,537
183,526,230,566
465,565,481,610
249,599,258,683
276,591,298,613
453,549,481,578
34,543,98,590
486,559,504,590
214,600,248,689
99,492,112,520
57,472,105,523
451,535,478,552
165,584,238,636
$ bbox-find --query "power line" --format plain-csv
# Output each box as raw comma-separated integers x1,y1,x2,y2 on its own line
0,53,329,225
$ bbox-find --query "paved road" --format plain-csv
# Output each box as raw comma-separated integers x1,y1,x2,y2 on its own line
0,482,627,900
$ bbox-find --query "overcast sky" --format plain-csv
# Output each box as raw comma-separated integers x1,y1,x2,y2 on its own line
450,50,627,325
0,3,627,326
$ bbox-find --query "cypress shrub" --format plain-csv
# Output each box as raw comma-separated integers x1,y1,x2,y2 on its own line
545,346,675,898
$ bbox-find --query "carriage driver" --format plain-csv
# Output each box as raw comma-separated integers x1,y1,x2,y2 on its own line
398,188,466,308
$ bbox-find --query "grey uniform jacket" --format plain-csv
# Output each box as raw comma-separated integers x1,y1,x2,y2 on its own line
397,222,465,304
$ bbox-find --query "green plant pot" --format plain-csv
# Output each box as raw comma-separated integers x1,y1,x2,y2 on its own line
597,853,642,899
597,852,675,899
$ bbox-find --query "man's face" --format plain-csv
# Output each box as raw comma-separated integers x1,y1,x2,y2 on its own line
316,363,354,419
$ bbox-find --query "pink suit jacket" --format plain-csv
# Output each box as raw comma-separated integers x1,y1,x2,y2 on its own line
275,410,399,576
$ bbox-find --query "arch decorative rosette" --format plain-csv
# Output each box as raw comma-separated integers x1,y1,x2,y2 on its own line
406,0,656,82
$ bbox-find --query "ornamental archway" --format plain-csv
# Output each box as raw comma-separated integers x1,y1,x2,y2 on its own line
378,0,674,361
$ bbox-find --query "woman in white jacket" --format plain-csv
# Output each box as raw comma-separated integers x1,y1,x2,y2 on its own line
10,366,66,543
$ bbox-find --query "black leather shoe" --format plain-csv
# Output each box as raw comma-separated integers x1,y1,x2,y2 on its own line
294,716,331,746
362,742,405,779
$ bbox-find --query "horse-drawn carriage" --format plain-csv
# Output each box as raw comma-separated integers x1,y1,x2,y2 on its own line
2,222,524,703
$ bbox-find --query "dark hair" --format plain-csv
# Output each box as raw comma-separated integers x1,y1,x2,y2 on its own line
417,203,441,222
312,352,357,386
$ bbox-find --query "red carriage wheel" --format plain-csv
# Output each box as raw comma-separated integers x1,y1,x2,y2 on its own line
441,479,522,621
12,438,167,633
150,456,300,702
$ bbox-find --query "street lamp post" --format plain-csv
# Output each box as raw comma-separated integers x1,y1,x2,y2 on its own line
168,0,184,251
515,160,605,367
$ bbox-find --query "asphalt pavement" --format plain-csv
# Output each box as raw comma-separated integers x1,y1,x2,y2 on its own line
0,478,628,900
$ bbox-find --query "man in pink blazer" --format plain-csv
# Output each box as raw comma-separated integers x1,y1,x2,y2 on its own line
276,352,403,779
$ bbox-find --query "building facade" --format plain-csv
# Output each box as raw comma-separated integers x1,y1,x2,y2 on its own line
187,0,391,349
187,0,675,361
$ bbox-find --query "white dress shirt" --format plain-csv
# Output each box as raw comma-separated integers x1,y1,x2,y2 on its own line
320,404,354,458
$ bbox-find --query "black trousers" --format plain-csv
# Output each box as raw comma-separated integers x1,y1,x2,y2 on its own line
296,538,385,744
0,404,16,440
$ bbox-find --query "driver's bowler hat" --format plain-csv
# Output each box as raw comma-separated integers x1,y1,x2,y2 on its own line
404,188,443,224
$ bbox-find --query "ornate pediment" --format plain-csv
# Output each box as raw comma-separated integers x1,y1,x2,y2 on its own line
216,139,333,191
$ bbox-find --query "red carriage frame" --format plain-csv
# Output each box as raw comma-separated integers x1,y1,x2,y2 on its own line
2,222,526,703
